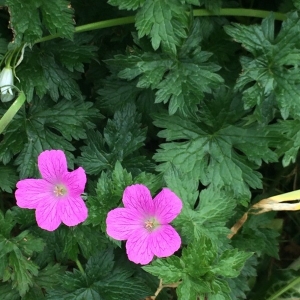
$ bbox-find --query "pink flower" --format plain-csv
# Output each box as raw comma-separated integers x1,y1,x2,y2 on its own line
106,184,182,265
15,150,88,231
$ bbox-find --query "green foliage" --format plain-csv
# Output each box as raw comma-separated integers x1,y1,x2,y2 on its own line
46,249,151,300
77,103,153,176
232,212,280,258
187,0,222,11
6,0,74,45
0,97,98,178
144,237,252,300
105,19,223,115
251,268,300,300
272,119,300,166
17,37,97,102
225,13,300,120
154,89,278,198
0,210,45,296
0,165,18,192
109,0,189,55
0,0,299,299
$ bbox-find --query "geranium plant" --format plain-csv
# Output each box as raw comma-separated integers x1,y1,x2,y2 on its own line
0,0,300,299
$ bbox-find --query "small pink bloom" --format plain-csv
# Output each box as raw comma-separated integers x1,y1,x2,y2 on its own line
106,184,182,265
15,150,88,231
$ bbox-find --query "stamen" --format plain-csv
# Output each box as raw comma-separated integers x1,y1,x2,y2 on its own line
145,220,154,229
53,185,66,197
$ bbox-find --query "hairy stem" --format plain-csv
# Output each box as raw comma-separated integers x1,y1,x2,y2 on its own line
0,91,26,134
35,8,286,44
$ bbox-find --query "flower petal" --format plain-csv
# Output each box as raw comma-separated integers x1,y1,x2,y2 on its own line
153,188,182,223
106,208,143,240
126,228,154,264
35,198,61,231
58,196,88,227
62,167,86,196
149,224,181,258
38,150,68,183
15,179,53,209
122,184,155,216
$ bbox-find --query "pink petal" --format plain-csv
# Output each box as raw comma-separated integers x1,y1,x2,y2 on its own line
35,198,61,231
58,196,88,227
106,208,143,240
62,167,86,196
38,150,68,183
153,188,182,223
122,184,155,216
126,228,154,265
15,179,53,209
149,224,181,258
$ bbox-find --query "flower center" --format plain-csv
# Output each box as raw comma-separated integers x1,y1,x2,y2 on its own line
144,217,160,232
53,184,67,197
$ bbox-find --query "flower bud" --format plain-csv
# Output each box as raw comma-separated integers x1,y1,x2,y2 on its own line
0,67,14,102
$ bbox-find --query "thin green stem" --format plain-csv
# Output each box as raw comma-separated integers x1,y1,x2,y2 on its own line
0,91,26,134
265,276,300,300
193,8,286,21
35,16,135,44
75,258,85,275
35,8,286,44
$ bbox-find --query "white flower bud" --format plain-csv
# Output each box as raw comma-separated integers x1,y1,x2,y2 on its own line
0,67,14,102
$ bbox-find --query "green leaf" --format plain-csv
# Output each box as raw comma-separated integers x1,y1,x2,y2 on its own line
227,256,257,300
46,35,98,72
108,0,145,10
108,19,223,115
163,164,199,208
175,188,236,243
97,77,141,111
211,249,253,278
18,47,80,102
85,161,133,229
0,223,45,296
142,256,183,283
78,103,150,176
153,89,277,198
272,119,300,167
0,96,98,178
0,210,16,239
0,282,20,300
136,0,188,55
233,213,280,258
6,0,42,45
225,13,300,119
0,165,18,193
35,263,66,290
18,37,97,102
47,249,151,300
6,0,74,45
40,0,74,40
186,0,222,11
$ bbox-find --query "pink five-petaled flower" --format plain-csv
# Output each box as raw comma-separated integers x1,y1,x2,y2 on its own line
106,184,183,265
15,150,88,231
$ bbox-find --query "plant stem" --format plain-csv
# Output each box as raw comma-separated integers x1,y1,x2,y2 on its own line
75,258,85,275
265,276,300,300
193,8,286,20
0,91,26,134
35,8,286,44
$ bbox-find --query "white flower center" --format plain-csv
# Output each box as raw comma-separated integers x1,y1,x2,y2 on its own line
144,217,160,231
53,184,67,197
